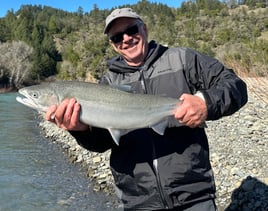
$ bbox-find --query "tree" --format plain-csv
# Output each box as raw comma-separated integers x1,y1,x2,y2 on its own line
0,41,33,88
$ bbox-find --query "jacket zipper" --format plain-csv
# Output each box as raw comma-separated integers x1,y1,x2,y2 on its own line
139,66,148,94
152,140,170,209
140,67,170,209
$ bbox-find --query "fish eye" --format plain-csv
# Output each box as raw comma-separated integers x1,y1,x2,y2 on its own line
32,92,39,98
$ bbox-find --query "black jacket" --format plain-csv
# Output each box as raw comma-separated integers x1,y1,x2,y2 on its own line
70,41,247,210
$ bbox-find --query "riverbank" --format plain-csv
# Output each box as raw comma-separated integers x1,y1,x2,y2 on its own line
38,77,268,211
38,121,115,195
0,87,17,93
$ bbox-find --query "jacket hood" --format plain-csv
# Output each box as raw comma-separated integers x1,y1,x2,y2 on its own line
107,40,168,73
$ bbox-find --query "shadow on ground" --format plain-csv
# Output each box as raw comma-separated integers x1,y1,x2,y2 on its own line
225,176,268,211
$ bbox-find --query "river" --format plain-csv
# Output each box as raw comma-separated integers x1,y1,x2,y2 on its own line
0,93,117,211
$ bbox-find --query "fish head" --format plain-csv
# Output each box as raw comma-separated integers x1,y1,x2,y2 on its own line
16,84,59,112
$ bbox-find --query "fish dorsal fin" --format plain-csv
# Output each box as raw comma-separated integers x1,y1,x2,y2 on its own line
151,119,169,135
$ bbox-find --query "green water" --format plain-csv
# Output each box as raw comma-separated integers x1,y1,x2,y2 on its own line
0,93,116,211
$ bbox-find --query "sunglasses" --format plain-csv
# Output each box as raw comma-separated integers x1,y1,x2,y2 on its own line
109,22,143,44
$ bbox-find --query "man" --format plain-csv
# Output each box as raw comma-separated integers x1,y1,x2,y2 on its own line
46,8,247,211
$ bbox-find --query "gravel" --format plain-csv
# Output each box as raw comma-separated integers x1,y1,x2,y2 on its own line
39,77,268,211
206,77,268,211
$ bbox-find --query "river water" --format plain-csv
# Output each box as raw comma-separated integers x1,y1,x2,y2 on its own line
0,93,117,211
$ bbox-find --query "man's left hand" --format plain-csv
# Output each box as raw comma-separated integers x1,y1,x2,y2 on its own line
174,93,207,128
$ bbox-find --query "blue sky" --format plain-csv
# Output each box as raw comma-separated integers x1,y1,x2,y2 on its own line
0,0,184,18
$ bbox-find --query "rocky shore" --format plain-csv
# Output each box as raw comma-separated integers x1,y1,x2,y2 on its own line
38,77,267,211
206,77,268,211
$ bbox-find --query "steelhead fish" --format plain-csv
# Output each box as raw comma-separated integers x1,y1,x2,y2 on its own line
16,81,182,145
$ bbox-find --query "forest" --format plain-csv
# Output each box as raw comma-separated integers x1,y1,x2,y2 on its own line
0,0,267,90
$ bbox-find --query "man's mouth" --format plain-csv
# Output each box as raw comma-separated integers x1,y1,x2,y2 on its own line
124,42,139,50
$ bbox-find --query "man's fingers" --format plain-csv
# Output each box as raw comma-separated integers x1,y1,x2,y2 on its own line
63,98,76,124
69,102,81,128
175,94,207,128
45,105,57,121
44,98,88,131
54,98,71,126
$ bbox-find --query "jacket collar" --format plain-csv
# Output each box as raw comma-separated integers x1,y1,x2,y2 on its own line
107,40,168,73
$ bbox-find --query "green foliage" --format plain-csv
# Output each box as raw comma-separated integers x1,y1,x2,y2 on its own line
0,0,267,86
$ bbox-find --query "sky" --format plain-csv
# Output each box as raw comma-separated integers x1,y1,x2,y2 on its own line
0,0,184,18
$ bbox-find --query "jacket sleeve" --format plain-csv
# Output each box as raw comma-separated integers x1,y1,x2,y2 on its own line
69,127,116,153
185,48,248,120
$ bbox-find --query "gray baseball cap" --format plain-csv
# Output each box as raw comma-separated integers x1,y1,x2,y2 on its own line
104,8,143,34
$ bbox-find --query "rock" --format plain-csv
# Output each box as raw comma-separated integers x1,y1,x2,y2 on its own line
93,156,102,163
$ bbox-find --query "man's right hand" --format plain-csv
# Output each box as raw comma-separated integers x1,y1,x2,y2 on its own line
45,98,89,131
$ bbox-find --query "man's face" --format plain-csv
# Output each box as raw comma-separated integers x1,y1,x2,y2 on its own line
108,18,148,66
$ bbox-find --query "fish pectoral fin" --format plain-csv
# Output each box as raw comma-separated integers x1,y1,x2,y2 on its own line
108,128,121,145
151,120,168,135
108,128,132,145
108,128,135,145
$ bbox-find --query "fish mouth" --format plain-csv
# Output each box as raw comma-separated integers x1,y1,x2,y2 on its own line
16,96,37,109
16,90,43,112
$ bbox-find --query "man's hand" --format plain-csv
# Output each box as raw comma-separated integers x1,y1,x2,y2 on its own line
174,93,207,128
45,98,89,131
